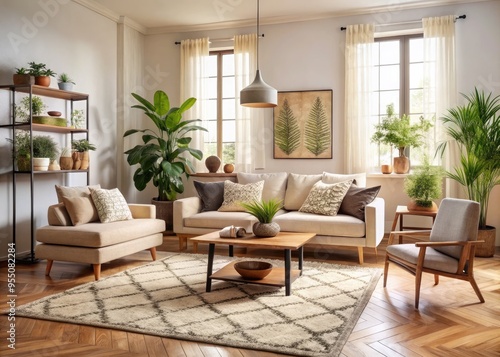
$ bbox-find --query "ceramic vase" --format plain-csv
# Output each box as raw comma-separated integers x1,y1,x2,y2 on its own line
60,156,73,170
205,155,221,173
252,222,280,238
33,157,50,171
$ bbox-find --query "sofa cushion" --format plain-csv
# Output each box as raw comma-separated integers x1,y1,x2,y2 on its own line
62,196,99,226
185,211,259,232
194,180,225,212
284,173,322,210
274,211,366,237
322,172,366,188
90,188,133,223
218,180,264,212
36,218,166,248
339,185,381,221
47,203,73,226
55,184,101,202
237,172,288,203
299,180,353,216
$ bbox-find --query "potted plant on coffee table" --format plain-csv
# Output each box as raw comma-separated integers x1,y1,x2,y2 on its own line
371,104,432,174
437,88,500,257
404,156,444,212
240,199,282,237
123,90,207,233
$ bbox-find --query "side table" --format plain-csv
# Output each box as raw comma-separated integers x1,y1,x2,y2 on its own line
391,205,438,243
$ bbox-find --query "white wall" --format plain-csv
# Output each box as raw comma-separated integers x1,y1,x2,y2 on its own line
142,1,500,243
0,0,118,257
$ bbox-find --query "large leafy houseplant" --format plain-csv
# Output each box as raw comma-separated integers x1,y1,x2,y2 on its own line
437,88,500,229
124,90,207,201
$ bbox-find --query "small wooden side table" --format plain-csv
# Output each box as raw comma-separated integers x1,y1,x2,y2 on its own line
391,205,438,243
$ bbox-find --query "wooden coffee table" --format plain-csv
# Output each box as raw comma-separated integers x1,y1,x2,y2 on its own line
190,231,316,296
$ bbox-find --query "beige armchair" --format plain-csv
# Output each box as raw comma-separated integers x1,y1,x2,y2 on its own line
383,198,485,309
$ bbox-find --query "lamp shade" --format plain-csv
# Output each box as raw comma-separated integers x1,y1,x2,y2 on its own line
240,70,277,108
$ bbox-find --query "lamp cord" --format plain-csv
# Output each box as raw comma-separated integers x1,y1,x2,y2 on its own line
256,0,260,70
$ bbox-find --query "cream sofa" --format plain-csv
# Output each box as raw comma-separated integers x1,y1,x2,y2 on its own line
36,203,165,280
174,172,385,264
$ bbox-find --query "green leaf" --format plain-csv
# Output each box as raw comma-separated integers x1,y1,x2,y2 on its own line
304,97,330,156
179,97,196,113
154,90,170,116
275,98,301,155
131,93,155,112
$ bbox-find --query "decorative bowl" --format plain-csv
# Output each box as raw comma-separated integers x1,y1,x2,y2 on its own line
47,111,62,117
234,261,273,280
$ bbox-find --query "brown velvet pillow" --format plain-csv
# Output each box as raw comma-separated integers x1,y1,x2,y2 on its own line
339,185,381,221
61,196,99,226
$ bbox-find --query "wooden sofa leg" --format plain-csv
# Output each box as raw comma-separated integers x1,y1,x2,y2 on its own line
93,264,101,280
150,247,157,261
178,236,188,252
357,247,364,264
45,260,54,276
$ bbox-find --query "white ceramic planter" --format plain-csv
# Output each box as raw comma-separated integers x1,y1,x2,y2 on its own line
33,157,50,171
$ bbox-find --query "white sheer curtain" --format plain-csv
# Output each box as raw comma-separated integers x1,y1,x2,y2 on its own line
344,24,374,174
180,38,209,172
422,16,459,197
234,34,265,172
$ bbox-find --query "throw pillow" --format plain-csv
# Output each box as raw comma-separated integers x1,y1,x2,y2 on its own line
339,184,381,221
89,188,133,223
55,184,101,203
299,180,353,216
47,203,73,226
237,172,288,203
194,180,225,212
283,173,322,210
218,180,264,212
61,196,99,226
322,172,366,187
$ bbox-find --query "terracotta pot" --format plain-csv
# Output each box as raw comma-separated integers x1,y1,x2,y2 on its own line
407,200,438,212
35,76,51,87
152,199,174,234
80,151,89,170
393,156,410,174
223,163,235,173
205,155,221,173
59,156,73,170
381,164,392,174
72,152,81,170
13,74,34,85
475,226,496,257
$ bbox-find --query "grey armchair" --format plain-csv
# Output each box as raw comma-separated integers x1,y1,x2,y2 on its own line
383,198,485,309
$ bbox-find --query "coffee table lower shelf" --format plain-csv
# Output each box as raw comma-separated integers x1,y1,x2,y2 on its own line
211,261,301,288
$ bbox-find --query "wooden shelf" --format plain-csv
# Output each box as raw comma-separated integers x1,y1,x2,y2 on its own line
14,169,89,174
9,123,87,134
1,84,88,101
210,261,301,288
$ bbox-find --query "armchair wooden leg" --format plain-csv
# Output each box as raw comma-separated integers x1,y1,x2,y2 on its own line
469,277,485,303
45,260,54,276
357,247,364,264
383,257,389,287
149,247,157,261
93,264,101,280
434,274,439,285
415,268,423,309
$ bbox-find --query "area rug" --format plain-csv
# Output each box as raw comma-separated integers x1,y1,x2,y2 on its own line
17,253,381,356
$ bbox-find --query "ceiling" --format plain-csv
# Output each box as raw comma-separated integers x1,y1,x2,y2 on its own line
86,0,478,33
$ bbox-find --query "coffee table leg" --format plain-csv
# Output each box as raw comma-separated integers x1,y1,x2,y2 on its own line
298,246,304,276
229,245,234,257
206,243,215,292
284,249,291,296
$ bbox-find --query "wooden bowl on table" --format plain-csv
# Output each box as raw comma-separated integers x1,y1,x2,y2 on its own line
234,261,273,280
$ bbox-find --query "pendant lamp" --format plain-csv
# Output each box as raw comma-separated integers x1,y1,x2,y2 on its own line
240,0,277,108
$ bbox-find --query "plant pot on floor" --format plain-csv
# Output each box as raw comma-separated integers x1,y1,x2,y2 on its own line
475,226,496,257
152,199,174,235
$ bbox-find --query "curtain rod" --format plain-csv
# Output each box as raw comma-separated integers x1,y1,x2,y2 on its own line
175,34,265,45
340,14,466,31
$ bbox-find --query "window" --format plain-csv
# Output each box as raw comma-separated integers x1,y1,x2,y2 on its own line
369,34,431,169
204,50,235,164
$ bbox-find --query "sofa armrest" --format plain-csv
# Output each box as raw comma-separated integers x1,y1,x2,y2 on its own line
364,197,385,248
173,197,201,234
128,204,156,219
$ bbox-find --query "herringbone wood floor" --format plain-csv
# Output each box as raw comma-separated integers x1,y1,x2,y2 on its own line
1,235,499,356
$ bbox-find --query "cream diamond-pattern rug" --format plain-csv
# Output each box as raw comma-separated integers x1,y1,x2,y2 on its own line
17,253,381,356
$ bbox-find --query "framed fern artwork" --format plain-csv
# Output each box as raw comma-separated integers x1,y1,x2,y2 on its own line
273,89,332,159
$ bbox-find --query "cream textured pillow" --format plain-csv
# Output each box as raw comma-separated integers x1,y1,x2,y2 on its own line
284,173,322,210
299,180,353,216
89,188,133,223
322,172,366,188
237,172,288,203
218,180,264,212
61,196,99,226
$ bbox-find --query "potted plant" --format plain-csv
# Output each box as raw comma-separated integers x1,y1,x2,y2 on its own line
59,147,73,170
371,104,432,174
70,109,85,129
404,156,444,212
57,73,75,91
13,67,34,85
72,139,96,170
14,96,47,123
28,61,56,87
240,199,282,237
123,90,207,233
32,135,58,171
7,131,31,171
437,88,500,257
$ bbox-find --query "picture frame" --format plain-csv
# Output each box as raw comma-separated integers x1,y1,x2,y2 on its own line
273,89,332,159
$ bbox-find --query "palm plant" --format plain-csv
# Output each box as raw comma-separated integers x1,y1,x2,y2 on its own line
240,199,282,223
123,90,207,201
437,88,500,228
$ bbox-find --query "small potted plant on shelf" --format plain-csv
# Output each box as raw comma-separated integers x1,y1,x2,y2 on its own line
371,104,432,174
32,135,58,171
403,156,444,212
28,61,56,87
57,73,75,91
7,131,31,171
13,67,34,85
72,139,96,170
240,199,282,237
14,96,47,123
59,147,73,170
70,109,85,129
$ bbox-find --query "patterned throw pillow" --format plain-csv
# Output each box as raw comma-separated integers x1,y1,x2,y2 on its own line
299,180,353,216
89,188,133,223
218,180,264,212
